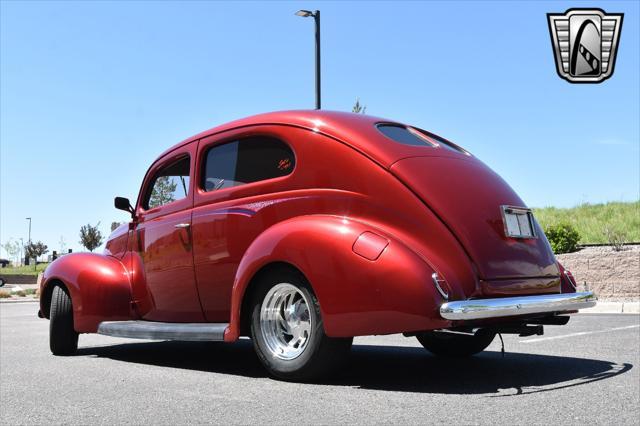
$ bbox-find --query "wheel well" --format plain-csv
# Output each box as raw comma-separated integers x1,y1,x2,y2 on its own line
239,262,303,336
41,279,67,319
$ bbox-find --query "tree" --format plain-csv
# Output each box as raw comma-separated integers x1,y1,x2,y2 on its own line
25,241,48,270
148,176,177,208
79,222,104,252
111,222,122,232
352,98,367,114
2,239,20,264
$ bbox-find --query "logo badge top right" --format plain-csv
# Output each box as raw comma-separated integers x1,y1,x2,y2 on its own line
548,9,623,83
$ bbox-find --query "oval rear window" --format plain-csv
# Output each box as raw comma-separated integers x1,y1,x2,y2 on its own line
413,128,468,154
377,123,468,155
376,124,435,147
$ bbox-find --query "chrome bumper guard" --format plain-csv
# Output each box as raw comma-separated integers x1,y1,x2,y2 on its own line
440,291,596,320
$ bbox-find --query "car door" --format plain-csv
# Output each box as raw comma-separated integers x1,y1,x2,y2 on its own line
133,141,204,322
191,127,298,322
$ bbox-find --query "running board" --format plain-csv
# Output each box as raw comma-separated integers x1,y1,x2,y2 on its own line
97,321,228,341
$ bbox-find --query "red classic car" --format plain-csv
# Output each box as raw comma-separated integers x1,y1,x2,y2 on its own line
39,110,595,380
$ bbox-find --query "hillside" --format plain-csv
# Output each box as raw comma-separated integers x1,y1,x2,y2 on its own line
534,201,640,244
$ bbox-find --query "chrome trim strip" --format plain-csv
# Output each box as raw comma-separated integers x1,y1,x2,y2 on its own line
431,272,449,300
564,271,577,290
440,291,596,320
97,320,228,341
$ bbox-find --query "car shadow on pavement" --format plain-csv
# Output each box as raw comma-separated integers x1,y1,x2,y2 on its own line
78,340,266,378
340,344,632,396
77,340,632,395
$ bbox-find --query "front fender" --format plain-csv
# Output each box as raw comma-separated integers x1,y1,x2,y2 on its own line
224,215,450,341
40,253,135,333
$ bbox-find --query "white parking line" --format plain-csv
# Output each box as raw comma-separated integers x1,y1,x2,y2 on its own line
520,324,640,343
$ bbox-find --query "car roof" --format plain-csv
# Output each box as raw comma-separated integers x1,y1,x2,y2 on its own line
156,110,456,168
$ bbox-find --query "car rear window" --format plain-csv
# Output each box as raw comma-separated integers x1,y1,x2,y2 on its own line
376,124,436,147
377,123,467,154
413,128,467,154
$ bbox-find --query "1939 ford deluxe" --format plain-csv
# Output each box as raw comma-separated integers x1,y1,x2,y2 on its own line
39,111,596,380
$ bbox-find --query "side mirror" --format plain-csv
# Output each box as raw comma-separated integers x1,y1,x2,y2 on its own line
114,197,135,217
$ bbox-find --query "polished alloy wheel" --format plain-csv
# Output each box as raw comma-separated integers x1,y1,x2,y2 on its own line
260,283,312,360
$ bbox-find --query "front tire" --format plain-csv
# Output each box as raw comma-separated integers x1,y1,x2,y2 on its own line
49,285,78,355
416,330,495,357
250,269,352,381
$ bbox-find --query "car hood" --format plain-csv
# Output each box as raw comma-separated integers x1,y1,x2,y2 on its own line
390,156,559,281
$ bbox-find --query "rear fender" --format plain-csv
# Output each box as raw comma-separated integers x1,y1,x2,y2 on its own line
557,261,578,294
40,253,135,333
224,215,450,341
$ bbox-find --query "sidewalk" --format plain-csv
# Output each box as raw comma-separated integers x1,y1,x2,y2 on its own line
581,301,640,314
1,284,38,291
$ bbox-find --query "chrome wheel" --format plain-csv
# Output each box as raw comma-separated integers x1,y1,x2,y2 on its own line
260,283,312,360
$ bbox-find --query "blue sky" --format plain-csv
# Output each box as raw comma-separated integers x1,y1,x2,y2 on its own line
1,0,638,256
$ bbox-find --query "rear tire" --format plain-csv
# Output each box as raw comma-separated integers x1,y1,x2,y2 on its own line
250,268,352,381
416,330,495,357
49,285,78,355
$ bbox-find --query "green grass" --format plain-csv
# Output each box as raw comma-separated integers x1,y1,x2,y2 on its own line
534,201,640,244
0,263,49,276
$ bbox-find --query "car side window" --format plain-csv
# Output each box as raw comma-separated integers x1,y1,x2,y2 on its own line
202,137,295,192
145,155,191,209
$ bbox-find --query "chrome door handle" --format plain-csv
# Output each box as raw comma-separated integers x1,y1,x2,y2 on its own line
174,223,190,229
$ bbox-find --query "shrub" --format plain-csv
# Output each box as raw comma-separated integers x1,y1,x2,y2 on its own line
544,223,581,254
603,226,627,251
0,290,10,299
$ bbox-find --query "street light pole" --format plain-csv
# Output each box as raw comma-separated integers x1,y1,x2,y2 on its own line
296,9,321,109
314,10,321,110
26,217,32,244
25,217,32,266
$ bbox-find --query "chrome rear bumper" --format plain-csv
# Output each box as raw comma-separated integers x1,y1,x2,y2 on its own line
440,291,596,320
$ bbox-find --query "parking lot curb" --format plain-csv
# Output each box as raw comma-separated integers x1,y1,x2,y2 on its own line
0,298,39,304
581,301,640,314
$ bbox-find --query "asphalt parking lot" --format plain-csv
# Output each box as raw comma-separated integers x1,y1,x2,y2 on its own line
1,302,638,425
